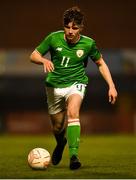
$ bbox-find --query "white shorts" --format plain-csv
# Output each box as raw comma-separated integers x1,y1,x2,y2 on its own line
46,83,87,115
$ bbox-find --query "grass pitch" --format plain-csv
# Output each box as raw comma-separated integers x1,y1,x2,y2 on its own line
0,134,136,179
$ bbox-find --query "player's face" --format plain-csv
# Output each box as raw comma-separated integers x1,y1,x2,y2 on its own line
64,22,82,44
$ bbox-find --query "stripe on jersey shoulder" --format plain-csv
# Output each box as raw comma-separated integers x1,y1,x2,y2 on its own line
81,35,93,41
51,30,64,35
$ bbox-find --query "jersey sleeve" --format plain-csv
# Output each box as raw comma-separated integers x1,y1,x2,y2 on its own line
89,40,101,62
35,33,52,55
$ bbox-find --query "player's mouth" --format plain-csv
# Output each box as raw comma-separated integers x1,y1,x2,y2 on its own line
67,35,74,39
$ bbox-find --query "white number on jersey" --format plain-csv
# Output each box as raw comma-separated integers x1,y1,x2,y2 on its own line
61,56,70,67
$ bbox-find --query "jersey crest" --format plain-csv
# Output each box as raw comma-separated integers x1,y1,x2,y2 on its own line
76,50,84,57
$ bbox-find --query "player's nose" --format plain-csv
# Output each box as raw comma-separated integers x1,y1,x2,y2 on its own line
69,28,73,34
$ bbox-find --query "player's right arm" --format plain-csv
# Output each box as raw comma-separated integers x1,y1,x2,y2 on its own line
30,50,54,72
30,32,54,72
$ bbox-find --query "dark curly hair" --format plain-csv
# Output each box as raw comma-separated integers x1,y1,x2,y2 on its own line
63,6,84,27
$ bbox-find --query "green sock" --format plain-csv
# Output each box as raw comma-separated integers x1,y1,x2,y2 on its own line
67,119,80,158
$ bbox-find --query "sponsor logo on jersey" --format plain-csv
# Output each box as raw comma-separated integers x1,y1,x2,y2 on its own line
56,47,62,51
76,50,84,57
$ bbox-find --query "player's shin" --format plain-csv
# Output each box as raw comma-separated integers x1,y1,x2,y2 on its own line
54,128,66,145
52,128,67,165
67,119,80,157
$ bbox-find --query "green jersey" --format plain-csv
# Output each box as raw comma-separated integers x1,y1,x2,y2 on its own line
36,30,101,88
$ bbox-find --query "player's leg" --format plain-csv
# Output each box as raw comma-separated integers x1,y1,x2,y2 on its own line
50,111,67,165
66,94,83,169
50,110,66,143
45,87,67,165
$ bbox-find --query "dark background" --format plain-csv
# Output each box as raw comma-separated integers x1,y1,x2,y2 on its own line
1,0,136,48
0,0,135,134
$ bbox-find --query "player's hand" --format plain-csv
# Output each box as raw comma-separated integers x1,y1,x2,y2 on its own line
108,86,118,104
43,59,54,73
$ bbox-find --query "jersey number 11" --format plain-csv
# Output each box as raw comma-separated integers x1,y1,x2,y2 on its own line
61,56,70,67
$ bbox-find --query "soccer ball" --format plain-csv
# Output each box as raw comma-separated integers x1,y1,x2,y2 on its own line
28,148,51,169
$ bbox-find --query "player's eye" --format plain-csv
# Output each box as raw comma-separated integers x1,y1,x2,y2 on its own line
72,27,79,30
64,25,70,29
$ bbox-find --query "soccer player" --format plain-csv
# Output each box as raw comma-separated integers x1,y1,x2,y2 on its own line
30,6,117,170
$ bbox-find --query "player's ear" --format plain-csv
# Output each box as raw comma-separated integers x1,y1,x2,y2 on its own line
79,24,84,32
79,26,83,33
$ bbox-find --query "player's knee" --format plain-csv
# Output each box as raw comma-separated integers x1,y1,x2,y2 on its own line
53,123,63,134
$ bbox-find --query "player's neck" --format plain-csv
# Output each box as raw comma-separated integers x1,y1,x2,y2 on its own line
64,34,80,44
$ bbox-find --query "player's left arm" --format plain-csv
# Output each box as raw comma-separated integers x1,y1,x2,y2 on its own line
95,57,118,104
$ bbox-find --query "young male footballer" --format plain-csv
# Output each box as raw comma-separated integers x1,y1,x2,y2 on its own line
30,6,118,170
